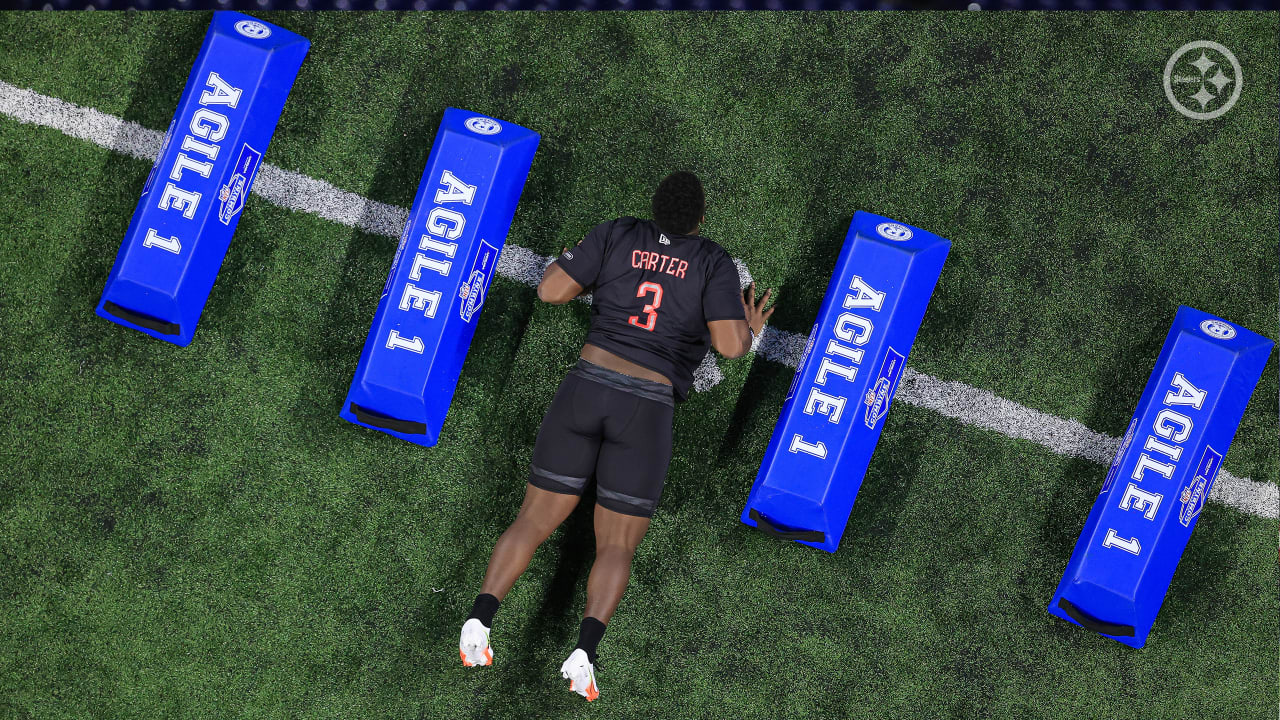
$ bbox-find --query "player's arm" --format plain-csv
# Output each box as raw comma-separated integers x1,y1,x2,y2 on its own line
538,221,611,305
704,249,775,358
708,317,750,359
708,282,774,359
537,260,585,305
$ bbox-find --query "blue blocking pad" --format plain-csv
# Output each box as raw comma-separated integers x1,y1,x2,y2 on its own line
1048,307,1272,648
741,212,951,553
341,109,539,447
96,12,309,346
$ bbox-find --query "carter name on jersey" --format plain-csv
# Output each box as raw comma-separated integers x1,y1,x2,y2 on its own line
631,250,689,279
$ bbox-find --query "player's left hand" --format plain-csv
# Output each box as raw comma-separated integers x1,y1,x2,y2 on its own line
743,282,776,337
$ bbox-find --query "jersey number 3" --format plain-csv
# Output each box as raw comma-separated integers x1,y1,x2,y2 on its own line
628,281,664,332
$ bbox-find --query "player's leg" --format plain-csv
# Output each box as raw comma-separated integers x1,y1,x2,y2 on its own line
560,380,673,699
462,484,581,667
478,484,582,601
558,504,650,701
461,372,602,667
586,386,673,625
584,505,652,624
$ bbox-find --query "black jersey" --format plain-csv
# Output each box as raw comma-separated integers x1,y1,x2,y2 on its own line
555,217,745,401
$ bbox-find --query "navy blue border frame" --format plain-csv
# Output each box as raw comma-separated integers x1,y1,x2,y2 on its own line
6,0,1274,11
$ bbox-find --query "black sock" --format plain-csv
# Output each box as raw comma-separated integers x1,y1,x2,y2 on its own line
575,616,607,664
467,593,500,628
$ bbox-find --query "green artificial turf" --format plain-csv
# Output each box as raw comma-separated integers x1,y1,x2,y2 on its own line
0,11,1276,719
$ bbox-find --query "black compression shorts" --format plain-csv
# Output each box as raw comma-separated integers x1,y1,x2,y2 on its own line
528,359,675,518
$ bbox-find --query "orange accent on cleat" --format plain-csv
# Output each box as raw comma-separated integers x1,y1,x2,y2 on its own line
460,649,473,667
560,649,598,701
568,679,599,701
483,648,493,665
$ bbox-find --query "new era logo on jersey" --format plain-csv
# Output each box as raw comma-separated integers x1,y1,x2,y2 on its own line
659,234,670,245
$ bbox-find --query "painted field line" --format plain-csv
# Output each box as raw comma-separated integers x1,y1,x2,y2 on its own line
1,78,1272,520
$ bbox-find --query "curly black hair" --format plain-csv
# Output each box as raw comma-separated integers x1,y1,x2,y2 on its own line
651,171,705,236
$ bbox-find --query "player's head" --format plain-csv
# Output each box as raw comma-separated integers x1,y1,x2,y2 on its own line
651,171,705,236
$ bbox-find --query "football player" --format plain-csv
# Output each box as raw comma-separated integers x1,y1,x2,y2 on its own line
459,171,776,701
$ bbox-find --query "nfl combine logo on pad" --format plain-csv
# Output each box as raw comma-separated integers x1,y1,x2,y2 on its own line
1200,319,1235,340
465,116,502,135
234,20,271,39
875,222,913,241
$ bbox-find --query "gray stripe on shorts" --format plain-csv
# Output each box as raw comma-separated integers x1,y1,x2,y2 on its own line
530,464,590,491
596,486,657,515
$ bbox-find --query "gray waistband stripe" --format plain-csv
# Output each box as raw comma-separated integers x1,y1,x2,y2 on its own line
596,486,658,514
572,359,675,407
530,464,590,490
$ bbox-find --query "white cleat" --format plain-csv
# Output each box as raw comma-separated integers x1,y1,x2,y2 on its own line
459,618,493,667
559,648,600,701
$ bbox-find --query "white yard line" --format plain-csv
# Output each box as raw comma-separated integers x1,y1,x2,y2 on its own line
1,78,1273,520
